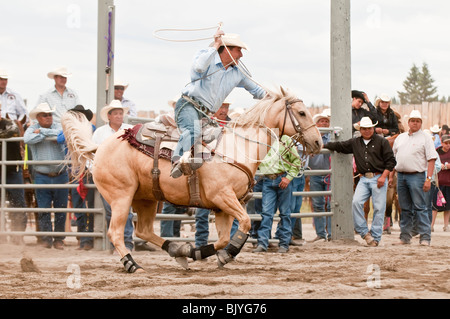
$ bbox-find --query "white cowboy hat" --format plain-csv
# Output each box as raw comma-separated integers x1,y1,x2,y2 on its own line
47,66,72,79
355,117,378,130
0,69,9,79
100,100,129,122
374,94,391,107
210,33,249,50
430,124,441,133
408,110,422,120
114,79,129,90
29,103,55,120
313,109,331,124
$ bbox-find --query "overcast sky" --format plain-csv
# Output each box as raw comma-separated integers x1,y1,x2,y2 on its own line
2,0,450,116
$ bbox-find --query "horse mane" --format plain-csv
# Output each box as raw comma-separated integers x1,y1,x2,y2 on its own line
61,111,98,181
230,87,298,128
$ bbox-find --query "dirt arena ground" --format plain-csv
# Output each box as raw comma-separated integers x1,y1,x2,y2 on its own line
0,217,449,300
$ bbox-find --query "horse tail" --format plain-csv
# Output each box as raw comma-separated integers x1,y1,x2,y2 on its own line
61,111,98,181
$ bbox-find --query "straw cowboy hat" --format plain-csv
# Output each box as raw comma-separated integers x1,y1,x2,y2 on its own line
430,124,441,133
47,66,72,79
210,33,249,50
70,105,93,122
114,79,129,90
29,103,55,120
313,109,331,124
408,110,422,120
100,100,129,122
354,117,378,131
374,94,391,107
0,69,9,79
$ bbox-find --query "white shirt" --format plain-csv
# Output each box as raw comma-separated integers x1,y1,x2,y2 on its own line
35,86,81,123
0,87,28,121
92,122,133,145
393,129,438,173
121,97,137,117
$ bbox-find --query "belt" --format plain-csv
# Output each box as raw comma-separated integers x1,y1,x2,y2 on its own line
398,171,423,175
264,172,285,180
182,95,213,116
363,172,382,178
37,171,63,177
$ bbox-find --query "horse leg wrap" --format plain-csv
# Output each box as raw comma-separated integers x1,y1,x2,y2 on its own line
120,253,142,273
191,244,217,261
226,230,249,257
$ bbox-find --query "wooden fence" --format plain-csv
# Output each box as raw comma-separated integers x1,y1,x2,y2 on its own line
309,102,450,131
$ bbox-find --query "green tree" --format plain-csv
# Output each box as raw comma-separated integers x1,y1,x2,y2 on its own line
398,64,421,104
398,62,439,104
418,62,438,102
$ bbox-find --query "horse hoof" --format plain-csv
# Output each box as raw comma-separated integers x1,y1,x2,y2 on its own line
216,249,233,268
176,257,190,270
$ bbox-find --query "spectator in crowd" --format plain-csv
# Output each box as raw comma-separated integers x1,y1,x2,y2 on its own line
308,109,332,242
35,67,81,123
93,100,154,252
325,117,396,247
432,134,450,232
57,105,95,250
391,110,438,246
246,176,263,244
160,202,185,239
114,79,137,117
430,124,442,149
24,103,68,249
0,105,28,245
440,124,449,138
351,90,376,136
372,94,399,137
253,135,302,253
0,69,29,131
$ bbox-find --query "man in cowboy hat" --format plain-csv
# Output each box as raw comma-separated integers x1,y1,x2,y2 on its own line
114,79,137,117
0,69,29,126
35,66,81,123
372,94,399,137
391,110,438,246
170,29,267,178
324,117,396,247
24,103,69,249
430,124,442,148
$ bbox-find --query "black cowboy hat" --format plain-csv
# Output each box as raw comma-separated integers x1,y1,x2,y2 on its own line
351,90,366,102
70,105,93,121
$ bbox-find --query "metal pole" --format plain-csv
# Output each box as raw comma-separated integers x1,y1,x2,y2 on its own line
330,0,354,240
96,0,115,127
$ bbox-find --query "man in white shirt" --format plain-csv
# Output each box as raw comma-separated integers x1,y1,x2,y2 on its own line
35,67,81,123
0,69,29,134
113,80,137,118
391,110,438,246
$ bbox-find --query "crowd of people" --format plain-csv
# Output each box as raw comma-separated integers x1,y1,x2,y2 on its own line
1,29,449,254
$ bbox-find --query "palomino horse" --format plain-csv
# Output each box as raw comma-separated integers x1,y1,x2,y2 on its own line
61,88,322,272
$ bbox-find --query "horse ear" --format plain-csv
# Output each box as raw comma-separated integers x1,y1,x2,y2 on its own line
280,86,287,97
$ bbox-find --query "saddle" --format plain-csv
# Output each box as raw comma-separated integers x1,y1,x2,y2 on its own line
131,114,224,207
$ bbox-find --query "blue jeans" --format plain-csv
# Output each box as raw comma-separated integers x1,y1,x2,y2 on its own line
173,99,204,160
397,172,431,243
289,175,305,239
352,175,387,242
195,208,239,247
101,195,134,251
309,175,332,239
5,168,27,232
71,175,94,248
160,202,184,238
257,174,293,249
34,171,69,245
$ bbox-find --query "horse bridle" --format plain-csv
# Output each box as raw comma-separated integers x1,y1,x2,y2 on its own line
281,99,317,144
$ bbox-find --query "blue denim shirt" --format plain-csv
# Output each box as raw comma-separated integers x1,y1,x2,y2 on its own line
182,47,266,113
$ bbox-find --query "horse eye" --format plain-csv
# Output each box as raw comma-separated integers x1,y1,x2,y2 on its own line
299,111,306,116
